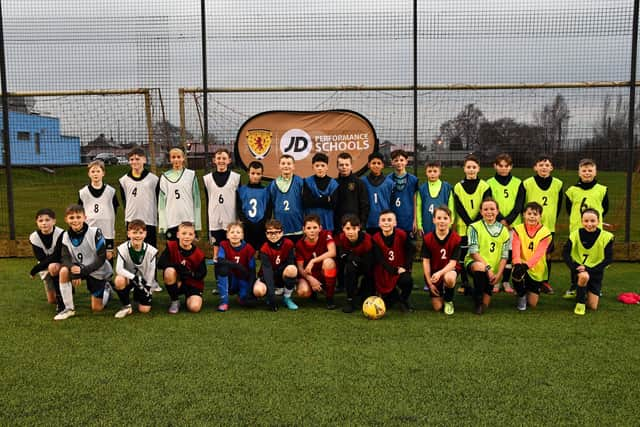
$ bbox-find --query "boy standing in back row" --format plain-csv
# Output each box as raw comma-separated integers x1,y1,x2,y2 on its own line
417,160,454,236
237,161,271,252
119,147,159,247
522,155,563,294
361,152,393,235
78,160,119,260
387,149,418,235
203,148,241,259
303,152,339,231
269,155,305,242
453,154,491,293
487,153,525,294
334,152,369,232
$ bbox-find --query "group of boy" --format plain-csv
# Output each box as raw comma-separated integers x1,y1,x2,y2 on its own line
29,145,612,320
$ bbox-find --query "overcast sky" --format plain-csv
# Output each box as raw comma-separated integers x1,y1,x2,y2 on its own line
1,0,636,145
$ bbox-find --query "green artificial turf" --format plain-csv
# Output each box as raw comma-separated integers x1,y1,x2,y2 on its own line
1,258,638,426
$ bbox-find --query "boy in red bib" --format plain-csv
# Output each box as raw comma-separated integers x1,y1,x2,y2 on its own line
421,206,461,315
372,210,415,312
295,214,338,309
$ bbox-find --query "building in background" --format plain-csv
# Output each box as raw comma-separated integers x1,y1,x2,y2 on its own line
0,111,80,165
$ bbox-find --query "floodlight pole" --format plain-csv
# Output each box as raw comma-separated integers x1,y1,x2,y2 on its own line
625,0,639,244
0,1,16,240
201,0,209,160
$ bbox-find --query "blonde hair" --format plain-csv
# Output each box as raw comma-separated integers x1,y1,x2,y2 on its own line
169,147,187,167
87,160,105,172
226,221,245,236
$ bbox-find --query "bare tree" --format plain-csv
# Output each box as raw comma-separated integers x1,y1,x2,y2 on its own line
439,103,486,151
535,94,570,154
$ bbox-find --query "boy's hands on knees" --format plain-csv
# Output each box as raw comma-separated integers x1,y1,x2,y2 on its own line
70,264,82,277
304,260,316,275
308,276,322,292
429,283,440,297
512,263,528,281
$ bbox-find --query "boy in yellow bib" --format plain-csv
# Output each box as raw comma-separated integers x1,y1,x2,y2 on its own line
562,209,613,315
454,154,491,294
487,153,524,294
511,202,552,311
522,155,563,294
464,198,510,315
563,158,608,299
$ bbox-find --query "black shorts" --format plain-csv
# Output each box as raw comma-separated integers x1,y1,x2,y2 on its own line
209,230,227,247
178,284,203,299
522,273,543,295
127,283,152,306
243,221,266,252
586,271,603,296
570,270,603,296
166,226,179,241
86,276,110,297
465,264,493,296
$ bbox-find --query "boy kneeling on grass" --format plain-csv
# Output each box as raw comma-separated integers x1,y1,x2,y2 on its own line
157,221,207,314
511,202,552,311
464,198,510,315
254,219,299,311
55,204,113,321
562,208,613,316
214,221,257,312
30,208,65,315
336,214,374,313
372,210,415,312
295,214,338,309
113,219,158,318
421,206,461,315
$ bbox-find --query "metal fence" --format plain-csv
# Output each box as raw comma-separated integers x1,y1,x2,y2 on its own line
0,1,639,256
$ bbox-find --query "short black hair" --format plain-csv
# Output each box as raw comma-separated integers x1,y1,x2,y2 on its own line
35,208,56,219
248,161,263,171
312,152,329,164
368,152,384,162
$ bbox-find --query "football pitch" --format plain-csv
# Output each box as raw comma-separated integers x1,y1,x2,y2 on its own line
1,258,638,426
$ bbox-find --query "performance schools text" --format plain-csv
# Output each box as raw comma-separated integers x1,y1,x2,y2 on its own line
313,133,370,152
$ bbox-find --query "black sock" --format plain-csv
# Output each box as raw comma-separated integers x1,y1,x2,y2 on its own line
503,266,512,282
576,286,587,304
472,271,487,305
398,273,413,302
444,286,454,302
461,267,469,285
116,287,131,306
513,279,526,297
166,283,180,301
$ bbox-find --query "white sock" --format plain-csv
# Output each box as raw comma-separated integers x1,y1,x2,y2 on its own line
102,284,111,307
284,288,293,298
60,282,75,311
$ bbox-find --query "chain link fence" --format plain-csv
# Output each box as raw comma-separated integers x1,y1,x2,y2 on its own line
1,1,639,256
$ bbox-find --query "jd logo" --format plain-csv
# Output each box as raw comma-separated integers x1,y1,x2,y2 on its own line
280,128,311,161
